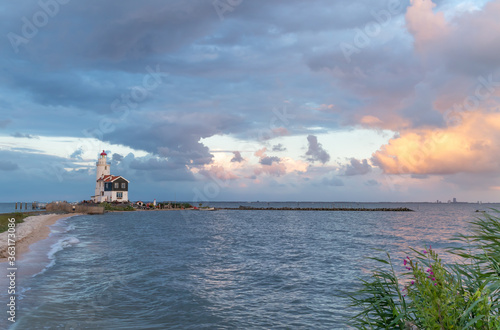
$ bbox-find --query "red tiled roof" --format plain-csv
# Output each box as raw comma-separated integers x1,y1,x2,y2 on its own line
97,175,129,182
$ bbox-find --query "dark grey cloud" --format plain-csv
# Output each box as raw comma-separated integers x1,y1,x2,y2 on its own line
0,0,492,144
112,153,124,162
231,151,243,163
0,0,412,137
260,156,280,166
364,179,380,186
11,132,39,139
70,148,84,160
2,0,218,63
0,150,84,192
0,151,90,200
344,158,371,176
220,0,401,35
104,113,243,169
305,135,330,164
0,160,18,171
129,156,195,181
272,144,286,152
130,157,181,171
322,176,344,187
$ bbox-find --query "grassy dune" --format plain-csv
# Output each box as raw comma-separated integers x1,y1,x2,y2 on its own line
0,212,30,233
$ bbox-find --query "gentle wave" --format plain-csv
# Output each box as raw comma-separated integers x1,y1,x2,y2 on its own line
32,236,80,278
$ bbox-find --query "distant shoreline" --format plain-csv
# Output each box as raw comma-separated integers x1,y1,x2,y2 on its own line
221,206,414,212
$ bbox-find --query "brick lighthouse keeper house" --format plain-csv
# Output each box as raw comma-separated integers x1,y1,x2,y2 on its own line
91,150,129,203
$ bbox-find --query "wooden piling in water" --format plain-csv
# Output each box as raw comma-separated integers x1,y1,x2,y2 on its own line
15,202,17,209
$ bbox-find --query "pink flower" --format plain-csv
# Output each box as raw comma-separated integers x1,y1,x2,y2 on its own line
411,280,415,285
430,271,434,275
404,259,407,266
432,278,435,281
434,283,437,286
423,250,427,254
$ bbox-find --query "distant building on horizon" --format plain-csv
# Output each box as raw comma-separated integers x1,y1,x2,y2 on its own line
453,197,457,203
91,150,129,203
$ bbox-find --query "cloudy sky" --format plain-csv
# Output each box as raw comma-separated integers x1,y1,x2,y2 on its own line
1,0,499,202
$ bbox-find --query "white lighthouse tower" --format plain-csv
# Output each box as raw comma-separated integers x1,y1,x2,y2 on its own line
94,150,110,202
91,150,129,203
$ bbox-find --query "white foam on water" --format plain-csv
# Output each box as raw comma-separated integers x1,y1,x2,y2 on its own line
17,286,31,301
50,224,75,234
32,236,80,278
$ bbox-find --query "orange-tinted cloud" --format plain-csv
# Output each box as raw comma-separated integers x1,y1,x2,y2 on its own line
359,115,384,127
372,111,500,175
199,165,239,181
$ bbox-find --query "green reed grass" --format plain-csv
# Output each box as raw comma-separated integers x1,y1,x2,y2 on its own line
347,211,500,329
0,212,29,233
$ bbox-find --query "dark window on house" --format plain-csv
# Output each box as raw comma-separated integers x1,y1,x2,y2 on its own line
121,183,126,189
117,192,123,198
114,183,119,189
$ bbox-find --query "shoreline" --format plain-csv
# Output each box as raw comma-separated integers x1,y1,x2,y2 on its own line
0,213,82,263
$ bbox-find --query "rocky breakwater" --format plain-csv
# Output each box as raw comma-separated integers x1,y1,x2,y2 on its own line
224,206,414,212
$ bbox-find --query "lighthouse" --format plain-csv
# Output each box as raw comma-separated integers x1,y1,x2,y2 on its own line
96,150,111,181
92,150,130,203
94,150,110,202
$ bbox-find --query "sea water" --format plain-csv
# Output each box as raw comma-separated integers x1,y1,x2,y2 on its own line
1,202,498,329
0,203,41,214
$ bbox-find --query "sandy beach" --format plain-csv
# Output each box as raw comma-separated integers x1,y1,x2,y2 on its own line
0,213,82,263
